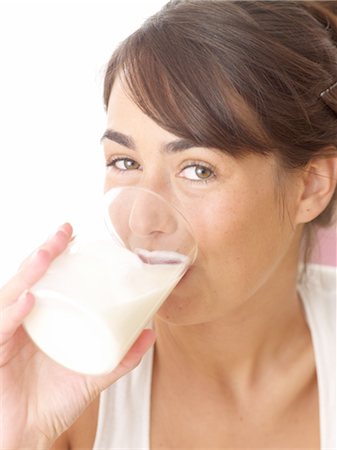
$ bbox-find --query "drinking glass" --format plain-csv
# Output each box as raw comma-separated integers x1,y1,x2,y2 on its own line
23,187,197,375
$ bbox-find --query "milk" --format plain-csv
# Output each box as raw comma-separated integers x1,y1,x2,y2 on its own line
23,239,187,375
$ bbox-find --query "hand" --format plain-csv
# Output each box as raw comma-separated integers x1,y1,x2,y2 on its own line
0,223,156,449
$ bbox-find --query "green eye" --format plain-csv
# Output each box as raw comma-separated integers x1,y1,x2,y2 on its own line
180,164,214,181
195,166,212,179
108,158,141,171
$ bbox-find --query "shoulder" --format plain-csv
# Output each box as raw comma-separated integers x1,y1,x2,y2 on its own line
298,264,336,447
299,263,336,301
298,263,336,335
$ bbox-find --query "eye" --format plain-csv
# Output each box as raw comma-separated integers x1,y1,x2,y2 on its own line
107,157,141,171
179,163,215,182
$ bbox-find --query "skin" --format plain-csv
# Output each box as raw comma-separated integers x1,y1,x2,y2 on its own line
82,76,330,448
0,226,155,450
60,79,328,448
32,74,337,448
102,76,308,373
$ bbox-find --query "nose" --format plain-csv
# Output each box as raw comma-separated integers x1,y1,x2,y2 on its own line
104,186,197,261
128,190,177,237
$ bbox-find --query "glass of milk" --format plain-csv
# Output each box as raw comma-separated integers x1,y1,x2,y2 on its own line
23,187,197,375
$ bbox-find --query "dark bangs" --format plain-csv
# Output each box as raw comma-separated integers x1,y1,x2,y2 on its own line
103,1,337,169
103,11,274,158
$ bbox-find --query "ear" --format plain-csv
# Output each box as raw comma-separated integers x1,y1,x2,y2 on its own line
294,153,337,225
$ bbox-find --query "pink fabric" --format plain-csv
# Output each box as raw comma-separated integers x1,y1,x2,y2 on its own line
310,226,337,266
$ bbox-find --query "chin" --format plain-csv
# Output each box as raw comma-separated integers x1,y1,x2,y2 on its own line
155,281,202,325
155,300,195,325
154,268,206,325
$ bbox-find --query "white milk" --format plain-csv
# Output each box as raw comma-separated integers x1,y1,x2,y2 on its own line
23,239,187,375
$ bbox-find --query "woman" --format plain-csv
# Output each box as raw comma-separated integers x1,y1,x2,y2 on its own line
1,1,336,449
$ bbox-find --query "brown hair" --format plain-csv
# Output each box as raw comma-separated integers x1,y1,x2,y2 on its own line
103,1,337,262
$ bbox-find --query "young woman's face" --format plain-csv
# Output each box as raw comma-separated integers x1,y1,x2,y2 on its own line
102,77,302,325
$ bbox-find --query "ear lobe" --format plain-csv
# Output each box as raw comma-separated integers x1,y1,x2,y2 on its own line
295,154,337,225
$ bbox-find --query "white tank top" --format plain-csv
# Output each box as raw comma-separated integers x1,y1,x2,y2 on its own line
93,264,336,450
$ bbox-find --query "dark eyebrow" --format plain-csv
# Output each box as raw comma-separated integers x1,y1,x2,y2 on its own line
164,139,197,153
101,128,198,153
101,130,136,150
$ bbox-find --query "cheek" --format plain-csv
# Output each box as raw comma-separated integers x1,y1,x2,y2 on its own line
189,187,292,296
156,185,295,324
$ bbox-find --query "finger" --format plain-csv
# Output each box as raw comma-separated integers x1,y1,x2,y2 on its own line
0,223,73,307
19,223,73,271
0,290,35,345
112,329,156,375
118,329,157,371
92,329,156,389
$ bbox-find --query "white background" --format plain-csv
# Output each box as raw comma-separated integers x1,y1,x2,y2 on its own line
0,0,335,287
0,1,167,285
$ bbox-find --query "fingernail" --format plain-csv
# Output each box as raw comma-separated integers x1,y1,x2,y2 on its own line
57,223,67,233
46,225,68,242
57,223,72,236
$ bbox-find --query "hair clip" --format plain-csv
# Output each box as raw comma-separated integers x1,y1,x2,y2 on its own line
320,81,337,99
319,81,337,116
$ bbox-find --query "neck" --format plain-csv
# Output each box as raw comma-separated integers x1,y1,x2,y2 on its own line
153,250,310,392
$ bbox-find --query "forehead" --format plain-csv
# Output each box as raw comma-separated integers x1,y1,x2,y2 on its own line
107,76,191,145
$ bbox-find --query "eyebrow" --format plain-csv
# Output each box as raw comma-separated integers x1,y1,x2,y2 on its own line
101,129,198,153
